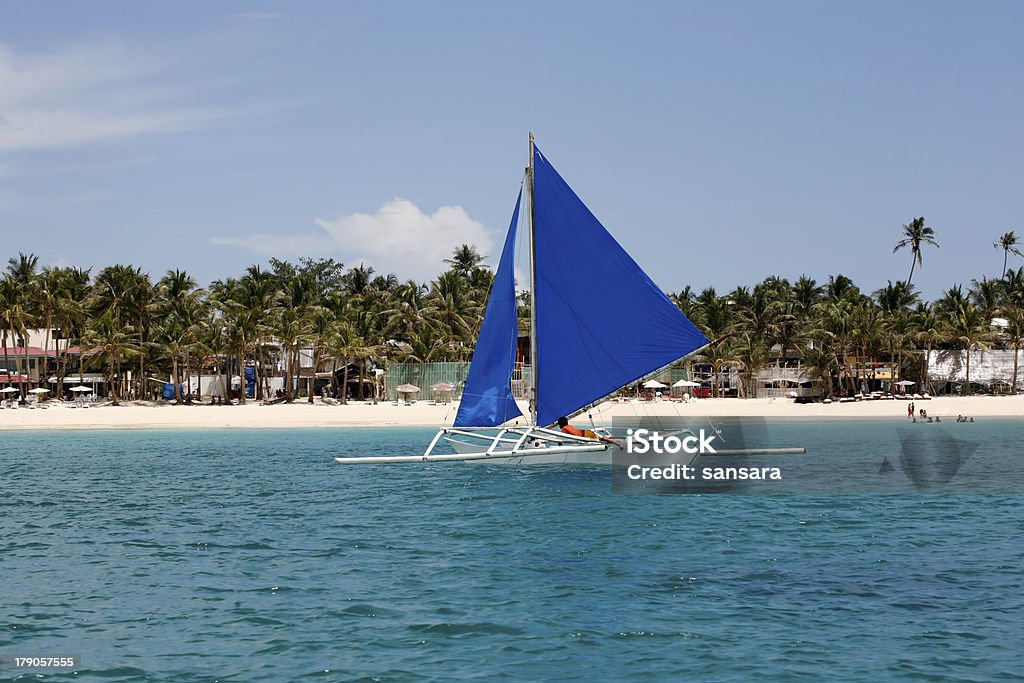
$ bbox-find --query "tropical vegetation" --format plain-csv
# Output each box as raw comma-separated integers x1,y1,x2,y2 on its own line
2,218,1023,403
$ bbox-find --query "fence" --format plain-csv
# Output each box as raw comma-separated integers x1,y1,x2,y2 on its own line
384,362,471,402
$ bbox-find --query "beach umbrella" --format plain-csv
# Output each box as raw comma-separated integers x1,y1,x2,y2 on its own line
29,388,50,394
69,385,94,393
642,380,668,389
430,382,455,404
396,383,420,403
672,379,700,387
0,387,19,393
895,380,916,386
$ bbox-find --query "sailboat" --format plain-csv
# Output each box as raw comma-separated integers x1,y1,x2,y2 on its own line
336,135,800,465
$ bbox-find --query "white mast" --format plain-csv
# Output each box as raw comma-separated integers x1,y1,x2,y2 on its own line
527,132,538,426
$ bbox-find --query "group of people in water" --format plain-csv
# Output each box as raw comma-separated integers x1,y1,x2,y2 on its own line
905,402,975,423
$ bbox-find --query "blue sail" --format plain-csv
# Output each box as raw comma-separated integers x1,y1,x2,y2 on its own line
533,146,709,427
454,190,525,427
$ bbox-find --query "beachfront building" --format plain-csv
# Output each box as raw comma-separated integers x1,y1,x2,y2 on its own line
0,328,99,398
927,349,1023,394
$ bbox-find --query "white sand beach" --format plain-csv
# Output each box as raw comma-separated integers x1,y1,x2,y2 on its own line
0,395,1021,431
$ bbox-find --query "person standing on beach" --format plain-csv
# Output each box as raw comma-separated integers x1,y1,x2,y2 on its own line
907,401,914,418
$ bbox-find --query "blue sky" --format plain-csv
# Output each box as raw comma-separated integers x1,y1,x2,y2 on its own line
2,1,1022,299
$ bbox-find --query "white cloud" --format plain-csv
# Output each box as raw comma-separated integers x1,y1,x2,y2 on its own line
210,198,495,282
0,41,247,152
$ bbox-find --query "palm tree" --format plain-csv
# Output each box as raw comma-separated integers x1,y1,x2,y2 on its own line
945,302,991,395
156,270,201,402
193,312,231,403
239,266,278,400
306,305,335,403
700,338,738,398
272,306,313,402
825,274,862,303
6,254,39,395
0,276,30,397
734,333,769,398
874,280,918,314
444,244,486,276
994,231,1023,277
1002,306,1024,393
154,315,191,404
52,268,90,394
800,346,838,399
35,267,66,387
6,252,40,285
893,217,939,287
82,311,141,405
970,277,1002,320
327,321,358,404
913,305,943,392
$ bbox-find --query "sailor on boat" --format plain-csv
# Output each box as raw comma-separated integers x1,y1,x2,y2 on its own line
558,417,624,449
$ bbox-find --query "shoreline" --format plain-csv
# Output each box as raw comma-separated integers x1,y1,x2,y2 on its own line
0,395,1020,431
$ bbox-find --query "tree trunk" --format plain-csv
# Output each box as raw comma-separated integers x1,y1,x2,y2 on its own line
284,346,294,403
138,312,146,402
108,360,120,406
341,361,349,404
43,315,52,394
358,360,365,401
172,354,182,404
23,343,31,402
330,358,338,399
255,339,264,400
308,347,321,404
965,347,972,395
237,347,246,405
1013,344,1020,394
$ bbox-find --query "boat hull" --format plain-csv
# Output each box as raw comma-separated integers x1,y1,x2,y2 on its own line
445,434,701,469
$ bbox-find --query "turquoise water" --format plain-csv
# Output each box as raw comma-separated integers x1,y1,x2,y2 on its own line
3,422,1023,681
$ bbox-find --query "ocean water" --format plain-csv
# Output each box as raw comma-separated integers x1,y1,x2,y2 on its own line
2,421,1023,682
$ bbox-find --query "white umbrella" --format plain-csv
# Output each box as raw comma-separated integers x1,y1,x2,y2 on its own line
29,388,50,394
672,379,701,387
1,386,20,393
895,380,916,386
642,379,667,389
69,385,94,393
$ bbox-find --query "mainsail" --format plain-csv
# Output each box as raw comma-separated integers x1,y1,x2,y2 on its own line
454,144,708,429
453,190,524,427
532,146,709,426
